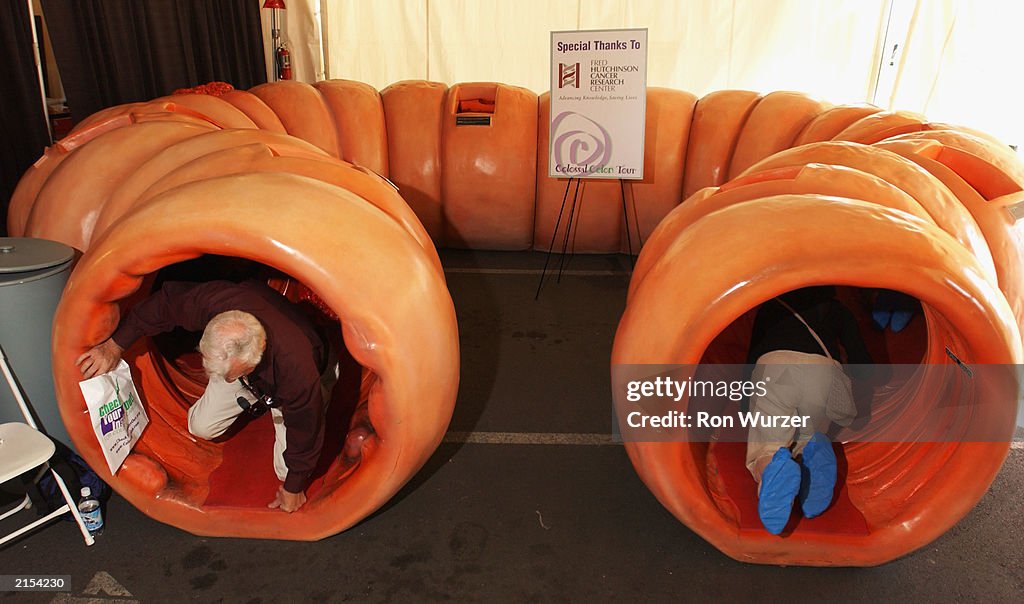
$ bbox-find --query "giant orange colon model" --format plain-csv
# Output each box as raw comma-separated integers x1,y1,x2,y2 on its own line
9,81,1024,565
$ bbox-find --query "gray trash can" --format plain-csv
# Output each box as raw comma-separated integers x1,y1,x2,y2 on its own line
0,237,76,450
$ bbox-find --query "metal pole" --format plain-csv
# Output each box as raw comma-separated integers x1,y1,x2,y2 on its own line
318,0,330,80
27,0,53,143
271,8,280,81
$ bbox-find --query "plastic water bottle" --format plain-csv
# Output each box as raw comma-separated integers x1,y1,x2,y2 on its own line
77,487,103,536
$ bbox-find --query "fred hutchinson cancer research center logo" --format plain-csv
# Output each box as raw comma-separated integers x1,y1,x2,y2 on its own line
559,62,580,88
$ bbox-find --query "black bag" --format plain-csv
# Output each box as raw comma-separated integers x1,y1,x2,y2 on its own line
27,439,109,517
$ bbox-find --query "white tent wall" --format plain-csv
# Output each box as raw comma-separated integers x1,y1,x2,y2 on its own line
323,0,430,86
282,0,887,100
887,0,1024,152
426,1,579,92
271,0,1021,151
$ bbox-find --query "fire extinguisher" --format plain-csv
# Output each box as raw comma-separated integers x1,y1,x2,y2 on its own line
276,45,292,80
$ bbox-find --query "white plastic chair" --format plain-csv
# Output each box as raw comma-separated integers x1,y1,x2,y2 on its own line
0,344,94,547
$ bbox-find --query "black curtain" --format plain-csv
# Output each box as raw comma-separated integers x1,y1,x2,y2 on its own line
41,0,267,123
0,1,51,236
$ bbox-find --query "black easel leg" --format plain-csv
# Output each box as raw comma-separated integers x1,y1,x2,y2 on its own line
630,183,643,256
536,177,575,300
556,179,582,283
621,179,635,270
565,180,585,272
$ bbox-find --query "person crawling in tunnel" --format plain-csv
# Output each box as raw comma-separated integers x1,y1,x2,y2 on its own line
76,280,339,513
745,286,872,534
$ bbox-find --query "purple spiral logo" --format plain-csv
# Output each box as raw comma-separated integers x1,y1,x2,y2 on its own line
551,111,613,170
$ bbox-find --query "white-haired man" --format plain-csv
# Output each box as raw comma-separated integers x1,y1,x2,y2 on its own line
77,280,335,513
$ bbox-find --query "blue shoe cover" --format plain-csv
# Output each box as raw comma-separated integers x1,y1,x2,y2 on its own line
872,309,891,330
758,448,800,535
889,310,914,333
799,432,837,518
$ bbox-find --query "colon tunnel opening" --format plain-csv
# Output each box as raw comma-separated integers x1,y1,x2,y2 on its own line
49,172,460,541
613,195,1021,565
652,279,1017,565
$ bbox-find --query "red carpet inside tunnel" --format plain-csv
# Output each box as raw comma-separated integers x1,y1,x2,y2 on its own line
204,412,281,506
701,287,926,534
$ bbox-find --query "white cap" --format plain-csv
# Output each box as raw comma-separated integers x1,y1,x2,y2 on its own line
81,487,91,497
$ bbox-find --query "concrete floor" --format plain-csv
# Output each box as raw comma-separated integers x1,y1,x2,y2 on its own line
1,251,1022,603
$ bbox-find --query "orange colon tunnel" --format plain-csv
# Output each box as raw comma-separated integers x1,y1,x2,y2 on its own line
9,80,1024,563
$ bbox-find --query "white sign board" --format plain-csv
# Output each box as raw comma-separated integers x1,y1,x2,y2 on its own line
549,28,648,180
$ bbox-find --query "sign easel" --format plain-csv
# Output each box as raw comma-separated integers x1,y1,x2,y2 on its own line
537,28,648,298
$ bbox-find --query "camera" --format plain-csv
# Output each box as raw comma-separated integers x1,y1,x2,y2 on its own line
236,377,277,417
